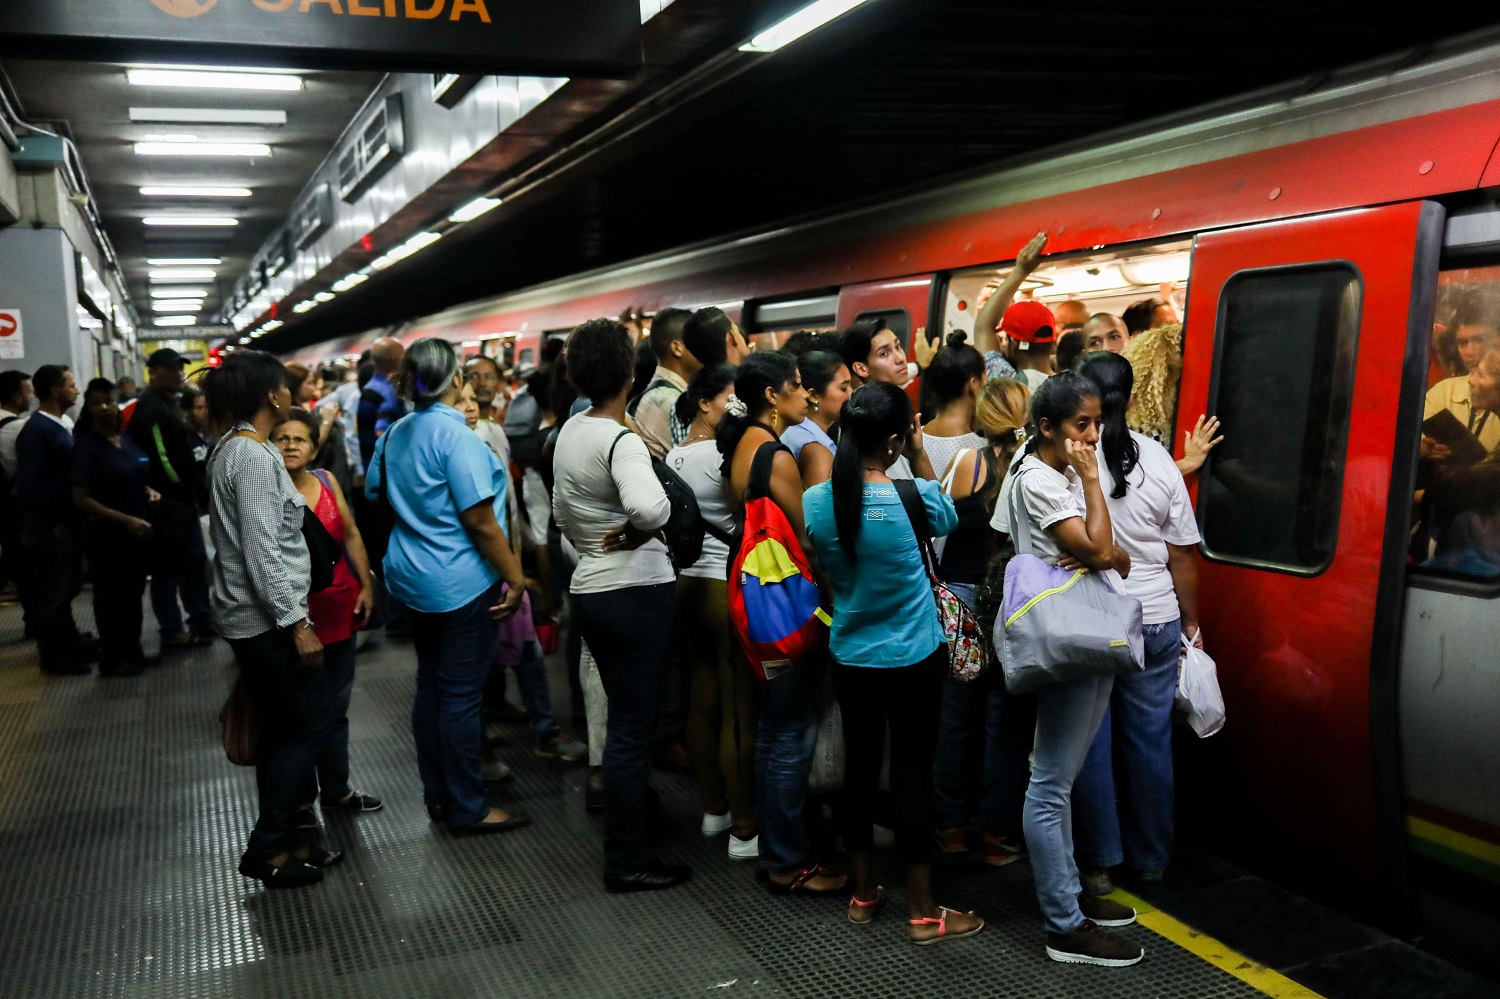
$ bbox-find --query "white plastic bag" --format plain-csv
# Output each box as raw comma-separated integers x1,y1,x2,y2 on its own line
1175,632,1225,737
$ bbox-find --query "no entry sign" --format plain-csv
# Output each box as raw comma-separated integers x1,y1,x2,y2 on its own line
0,0,642,77
0,309,23,361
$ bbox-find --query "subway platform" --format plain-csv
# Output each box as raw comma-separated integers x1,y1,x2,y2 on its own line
0,595,1494,999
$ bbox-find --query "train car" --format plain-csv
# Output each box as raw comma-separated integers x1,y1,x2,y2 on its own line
291,31,1500,967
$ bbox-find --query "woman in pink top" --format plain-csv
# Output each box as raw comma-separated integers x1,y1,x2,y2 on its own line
275,409,382,814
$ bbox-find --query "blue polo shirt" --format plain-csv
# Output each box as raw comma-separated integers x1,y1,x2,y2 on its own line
365,404,509,614
803,477,958,668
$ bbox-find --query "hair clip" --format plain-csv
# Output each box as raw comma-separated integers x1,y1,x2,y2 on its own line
1013,427,1027,442
724,394,748,418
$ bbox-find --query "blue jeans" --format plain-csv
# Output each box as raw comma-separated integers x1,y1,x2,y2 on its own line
315,637,357,801
149,500,212,636
755,662,819,876
573,583,676,877
1073,619,1182,873
410,582,503,827
1025,673,1114,933
510,640,560,740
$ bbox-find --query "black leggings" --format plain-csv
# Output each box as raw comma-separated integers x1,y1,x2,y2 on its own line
833,646,945,866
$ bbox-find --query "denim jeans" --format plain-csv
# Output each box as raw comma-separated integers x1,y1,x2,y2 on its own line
410,581,503,826
573,583,675,878
1025,673,1114,933
230,628,333,859
1073,619,1182,873
148,499,212,637
755,660,819,875
314,636,357,801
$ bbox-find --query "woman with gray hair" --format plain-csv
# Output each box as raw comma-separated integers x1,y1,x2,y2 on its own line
365,338,531,835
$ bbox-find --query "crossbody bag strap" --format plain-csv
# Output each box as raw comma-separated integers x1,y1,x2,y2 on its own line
891,478,940,581
1005,461,1037,556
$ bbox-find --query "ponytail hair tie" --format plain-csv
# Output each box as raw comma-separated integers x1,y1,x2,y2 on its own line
415,374,429,395
725,394,748,418
1013,427,1027,443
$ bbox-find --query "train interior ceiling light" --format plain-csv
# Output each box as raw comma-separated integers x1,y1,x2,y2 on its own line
129,108,288,125
140,186,252,198
125,69,304,92
739,0,876,53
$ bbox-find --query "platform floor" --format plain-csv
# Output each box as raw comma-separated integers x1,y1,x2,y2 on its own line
0,594,1495,999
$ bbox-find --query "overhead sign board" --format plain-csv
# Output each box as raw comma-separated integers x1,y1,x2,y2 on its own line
0,0,642,77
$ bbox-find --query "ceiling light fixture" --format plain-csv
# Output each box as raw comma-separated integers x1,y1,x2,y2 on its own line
739,0,873,52
151,287,210,299
449,197,502,223
330,272,369,293
153,316,198,327
149,268,216,281
152,299,205,311
262,320,284,332
140,186,252,198
292,300,318,314
370,231,442,270
143,216,238,227
130,107,288,125
126,69,304,92
314,292,336,303
135,141,272,157
147,257,221,266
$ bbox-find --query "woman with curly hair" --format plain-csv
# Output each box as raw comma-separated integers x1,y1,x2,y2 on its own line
1121,323,1222,477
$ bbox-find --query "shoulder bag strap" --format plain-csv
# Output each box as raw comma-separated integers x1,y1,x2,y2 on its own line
1005,461,1038,555
605,428,633,467
892,478,940,580
747,440,782,500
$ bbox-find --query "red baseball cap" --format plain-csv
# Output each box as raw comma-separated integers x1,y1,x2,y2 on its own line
1001,301,1057,344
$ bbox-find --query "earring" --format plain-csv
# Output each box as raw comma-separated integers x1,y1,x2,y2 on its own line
809,398,819,413
771,410,780,432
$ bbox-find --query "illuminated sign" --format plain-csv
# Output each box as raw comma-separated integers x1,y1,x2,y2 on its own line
0,0,641,76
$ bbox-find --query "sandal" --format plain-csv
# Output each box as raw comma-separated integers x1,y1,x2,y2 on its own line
767,864,847,896
847,885,886,925
909,907,985,946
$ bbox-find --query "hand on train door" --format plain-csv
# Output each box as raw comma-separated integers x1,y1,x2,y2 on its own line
1016,231,1048,274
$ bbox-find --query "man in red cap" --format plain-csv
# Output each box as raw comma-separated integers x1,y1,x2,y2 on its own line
999,300,1058,391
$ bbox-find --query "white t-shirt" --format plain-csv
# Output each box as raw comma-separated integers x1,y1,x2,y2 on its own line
1097,431,1200,624
552,415,673,594
1017,368,1049,391
991,451,1123,590
472,419,519,518
924,431,986,482
665,439,735,580
0,408,28,481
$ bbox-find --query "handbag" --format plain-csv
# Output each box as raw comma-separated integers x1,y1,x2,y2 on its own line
806,667,846,794
996,461,1144,694
301,505,341,594
892,479,989,683
220,677,257,766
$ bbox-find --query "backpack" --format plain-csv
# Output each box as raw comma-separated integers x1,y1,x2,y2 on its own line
502,390,545,466
892,478,990,683
606,429,719,571
727,441,830,682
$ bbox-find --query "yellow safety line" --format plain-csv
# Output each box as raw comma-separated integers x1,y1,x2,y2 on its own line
1109,888,1328,999
1407,815,1500,868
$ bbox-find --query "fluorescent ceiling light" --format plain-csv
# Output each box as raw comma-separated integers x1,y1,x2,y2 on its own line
153,316,198,327
153,299,205,311
127,69,303,92
292,300,317,314
150,268,216,281
151,287,209,299
147,257,220,266
130,107,287,125
449,197,501,223
330,272,369,293
370,231,442,270
263,320,284,332
314,292,336,303
739,0,873,52
143,216,238,227
135,141,272,157
141,186,252,198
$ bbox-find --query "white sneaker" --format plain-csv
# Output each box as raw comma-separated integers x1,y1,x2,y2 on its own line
701,811,733,837
728,834,759,861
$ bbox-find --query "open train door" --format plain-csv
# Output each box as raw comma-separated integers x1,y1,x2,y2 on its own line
1176,201,1443,897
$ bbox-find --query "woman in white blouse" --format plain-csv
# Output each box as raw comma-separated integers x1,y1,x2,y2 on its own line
552,318,688,895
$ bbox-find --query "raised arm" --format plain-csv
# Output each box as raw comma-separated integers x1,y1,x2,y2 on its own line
972,232,1048,357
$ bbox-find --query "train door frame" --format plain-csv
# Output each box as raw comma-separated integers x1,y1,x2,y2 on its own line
836,276,938,409
1177,201,1444,914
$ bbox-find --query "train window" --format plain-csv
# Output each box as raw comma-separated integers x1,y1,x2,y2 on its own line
745,292,838,352
1410,270,1500,581
855,309,910,347
1198,263,1361,573
518,347,535,368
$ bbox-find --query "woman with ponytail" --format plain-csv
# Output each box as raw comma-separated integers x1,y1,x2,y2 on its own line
804,382,985,945
717,351,845,892
919,332,987,480
1070,351,1202,899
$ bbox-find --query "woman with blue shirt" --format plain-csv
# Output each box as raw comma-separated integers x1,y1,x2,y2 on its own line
780,350,850,487
366,338,530,836
803,382,984,945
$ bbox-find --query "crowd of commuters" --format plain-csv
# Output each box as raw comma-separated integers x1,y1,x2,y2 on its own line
0,230,1237,965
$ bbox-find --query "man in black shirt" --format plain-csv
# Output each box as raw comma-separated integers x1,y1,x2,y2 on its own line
129,348,213,647
15,365,94,674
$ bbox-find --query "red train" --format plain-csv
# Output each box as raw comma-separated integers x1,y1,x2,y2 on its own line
292,34,1500,961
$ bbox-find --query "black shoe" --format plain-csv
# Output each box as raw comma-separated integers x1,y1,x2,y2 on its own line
238,855,324,889
40,657,90,676
427,803,450,824
321,790,383,812
585,771,604,814
604,861,693,894
451,811,532,836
